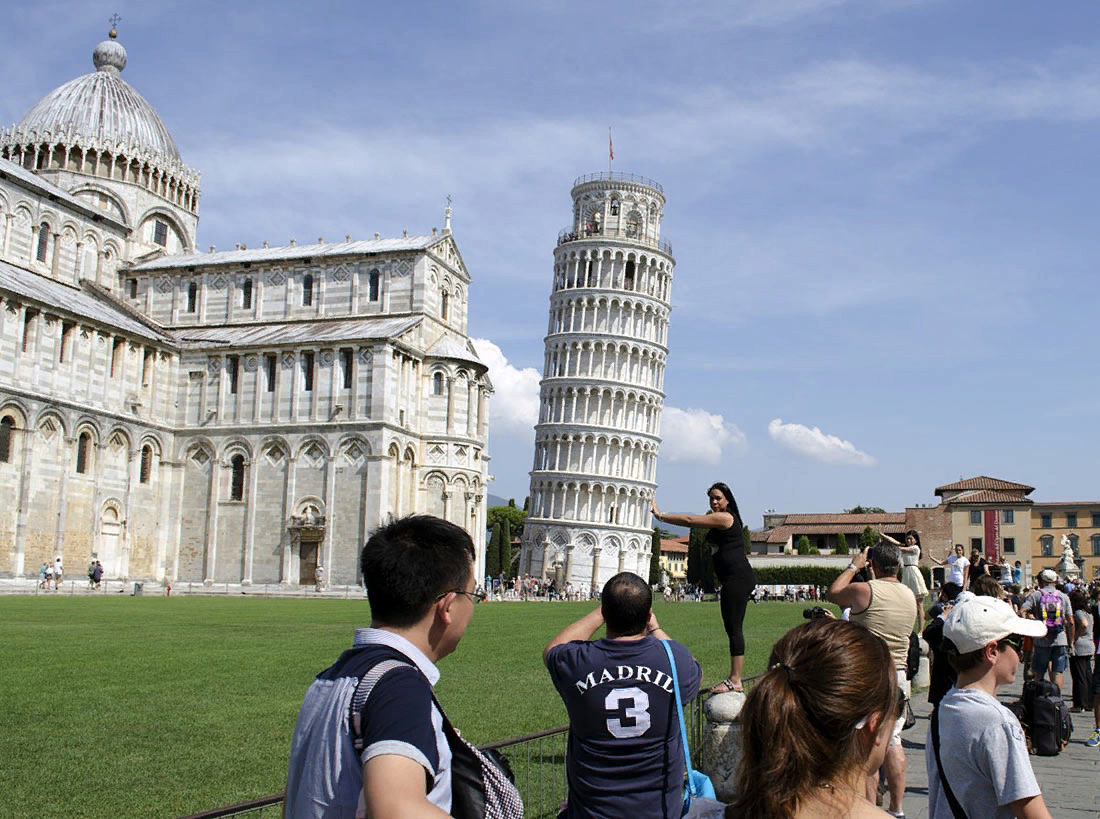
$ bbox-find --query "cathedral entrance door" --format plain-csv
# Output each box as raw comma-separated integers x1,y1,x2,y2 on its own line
99,506,123,576
299,539,320,585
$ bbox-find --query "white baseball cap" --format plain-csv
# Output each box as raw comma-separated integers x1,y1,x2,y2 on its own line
1039,569,1057,584
943,595,1047,654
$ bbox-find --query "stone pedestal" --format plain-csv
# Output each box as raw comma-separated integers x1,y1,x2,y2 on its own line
701,691,746,803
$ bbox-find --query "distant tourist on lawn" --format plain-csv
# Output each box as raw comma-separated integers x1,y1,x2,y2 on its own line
88,559,96,589
652,481,754,694
92,561,103,590
285,515,489,818
38,562,47,588
313,564,324,593
53,556,63,589
927,595,1052,819
45,561,54,589
723,618,899,819
545,571,702,819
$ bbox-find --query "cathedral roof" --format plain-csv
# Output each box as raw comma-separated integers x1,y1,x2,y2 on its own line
131,235,450,271
0,260,173,344
0,157,128,231
173,315,422,347
425,335,483,365
9,30,182,165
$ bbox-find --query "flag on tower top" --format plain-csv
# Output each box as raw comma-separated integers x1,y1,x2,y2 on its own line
608,127,614,162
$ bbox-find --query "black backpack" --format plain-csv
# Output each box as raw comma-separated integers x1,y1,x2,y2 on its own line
1020,679,1072,756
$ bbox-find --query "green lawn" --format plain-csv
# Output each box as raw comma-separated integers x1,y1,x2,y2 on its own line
2,596,818,817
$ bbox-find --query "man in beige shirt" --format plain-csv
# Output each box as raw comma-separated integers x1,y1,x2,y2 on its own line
830,541,918,819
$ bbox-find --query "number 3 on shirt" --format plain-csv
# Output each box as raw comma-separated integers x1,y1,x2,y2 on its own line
605,687,651,738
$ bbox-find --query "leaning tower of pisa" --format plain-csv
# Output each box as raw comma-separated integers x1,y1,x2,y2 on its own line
519,172,675,591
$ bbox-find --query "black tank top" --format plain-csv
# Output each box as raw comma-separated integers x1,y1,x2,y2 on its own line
706,521,751,579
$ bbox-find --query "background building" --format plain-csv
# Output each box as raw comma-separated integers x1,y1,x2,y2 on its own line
519,172,674,589
0,29,492,585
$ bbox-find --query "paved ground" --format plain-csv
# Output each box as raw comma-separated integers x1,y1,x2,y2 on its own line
898,677,1100,818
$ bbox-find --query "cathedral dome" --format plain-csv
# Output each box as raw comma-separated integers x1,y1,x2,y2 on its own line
14,30,182,163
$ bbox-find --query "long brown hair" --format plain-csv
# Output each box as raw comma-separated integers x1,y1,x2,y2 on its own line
726,619,896,819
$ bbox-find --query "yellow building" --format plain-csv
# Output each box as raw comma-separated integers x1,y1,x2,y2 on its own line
1030,503,1100,582
659,537,688,581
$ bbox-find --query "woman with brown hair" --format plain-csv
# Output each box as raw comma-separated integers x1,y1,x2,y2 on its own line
726,619,898,819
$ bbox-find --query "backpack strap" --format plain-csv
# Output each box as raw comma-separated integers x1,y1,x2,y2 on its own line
349,659,414,753
930,706,968,819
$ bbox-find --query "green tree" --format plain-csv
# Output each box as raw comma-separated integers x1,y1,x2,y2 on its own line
485,522,502,578
649,527,663,585
835,533,850,555
743,524,753,554
859,526,879,550
686,524,716,592
487,505,526,542
500,518,514,579
507,498,516,508
845,506,887,514
796,535,819,555
523,496,530,512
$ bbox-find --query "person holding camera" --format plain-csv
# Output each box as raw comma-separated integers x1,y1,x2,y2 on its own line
828,541,918,819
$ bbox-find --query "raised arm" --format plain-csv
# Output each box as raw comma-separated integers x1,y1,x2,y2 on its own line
652,499,733,530
828,547,872,613
544,607,605,663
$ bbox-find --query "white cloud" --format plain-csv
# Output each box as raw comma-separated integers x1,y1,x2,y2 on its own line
768,418,876,466
472,339,541,438
660,407,747,465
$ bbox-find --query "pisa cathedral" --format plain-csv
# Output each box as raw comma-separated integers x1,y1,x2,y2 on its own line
519,173,674,589
0,30,492,586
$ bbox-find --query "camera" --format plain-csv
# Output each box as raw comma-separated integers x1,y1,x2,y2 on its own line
803,606,829,620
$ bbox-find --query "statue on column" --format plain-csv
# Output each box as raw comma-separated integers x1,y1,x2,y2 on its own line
1058,533,1081,580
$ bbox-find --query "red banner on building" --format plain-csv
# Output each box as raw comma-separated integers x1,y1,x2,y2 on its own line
984,509,1001,560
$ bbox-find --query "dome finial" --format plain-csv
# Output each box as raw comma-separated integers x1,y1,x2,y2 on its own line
94,16,127,73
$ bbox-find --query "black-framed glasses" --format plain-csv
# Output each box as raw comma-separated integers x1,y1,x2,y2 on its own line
997,635,1023,657
437,589,487,604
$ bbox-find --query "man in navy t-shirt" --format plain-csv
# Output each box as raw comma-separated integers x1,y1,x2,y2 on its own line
545,572,702,819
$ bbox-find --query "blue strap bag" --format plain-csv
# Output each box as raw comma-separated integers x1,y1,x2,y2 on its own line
660,640,716,815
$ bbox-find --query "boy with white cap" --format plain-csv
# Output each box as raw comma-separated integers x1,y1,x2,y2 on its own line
927,595,1052,819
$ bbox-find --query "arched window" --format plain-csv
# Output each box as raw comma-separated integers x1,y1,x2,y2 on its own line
433,372,444,395
440,291,449,320
0,416,14,463
609,198,620,216
241,279,253,309
230,455,245,501
139,445,153,484
624,260,635,290
1092,535,1100,557
368,269,380,302
302,274,314,306
76,432,91,474
36,223,49,262
187,282,198,313
128,278,138,299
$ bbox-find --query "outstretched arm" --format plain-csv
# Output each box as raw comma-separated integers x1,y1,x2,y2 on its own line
828,547,872,613
652,499,733,530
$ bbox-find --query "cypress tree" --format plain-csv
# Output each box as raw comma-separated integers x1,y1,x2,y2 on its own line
500,518,513,579
649,527,663,585
486,522,502,578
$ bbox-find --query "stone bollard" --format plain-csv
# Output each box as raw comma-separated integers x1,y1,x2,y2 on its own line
701,691,746,803
914,636,931,689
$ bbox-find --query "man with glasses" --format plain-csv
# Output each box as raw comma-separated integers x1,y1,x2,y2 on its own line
928,595,1052,819
544,571,702,818
285,515,483,818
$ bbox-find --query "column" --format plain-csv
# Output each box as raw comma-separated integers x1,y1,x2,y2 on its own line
120,447,137,579
242,454,259,584
54,437,72,555
466,383,476,437
617,549,626,574
12,423,35,575
2,213,13,257
446,375,455,434
541,540,552,581
280,455,297,583
204,457,220,583
29,224,39,264
322,454,336,577
564,544,575,585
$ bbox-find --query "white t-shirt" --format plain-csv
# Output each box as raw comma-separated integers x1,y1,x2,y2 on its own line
926,687,1040,819
946,555,967,586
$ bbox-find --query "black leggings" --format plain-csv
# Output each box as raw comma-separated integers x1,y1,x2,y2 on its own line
719,572,754,657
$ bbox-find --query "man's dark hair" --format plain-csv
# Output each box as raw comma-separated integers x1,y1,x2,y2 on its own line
939,582,962,602
601,572,652,636
868,541,901,576
360,515,474,628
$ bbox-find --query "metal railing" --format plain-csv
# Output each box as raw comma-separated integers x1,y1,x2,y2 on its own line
182,693,716,818
572,172,664,193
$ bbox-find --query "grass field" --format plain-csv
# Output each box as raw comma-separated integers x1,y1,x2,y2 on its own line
2,595,821,817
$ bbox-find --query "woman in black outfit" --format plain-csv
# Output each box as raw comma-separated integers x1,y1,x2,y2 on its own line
652,481,755,693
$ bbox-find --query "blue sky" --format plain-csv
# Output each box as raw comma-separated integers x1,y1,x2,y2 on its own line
5,1,1099,526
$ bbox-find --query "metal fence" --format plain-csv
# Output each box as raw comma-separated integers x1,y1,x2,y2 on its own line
181,695,712,818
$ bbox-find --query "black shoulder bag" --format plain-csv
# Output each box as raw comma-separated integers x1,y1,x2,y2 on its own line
930,707,968,819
